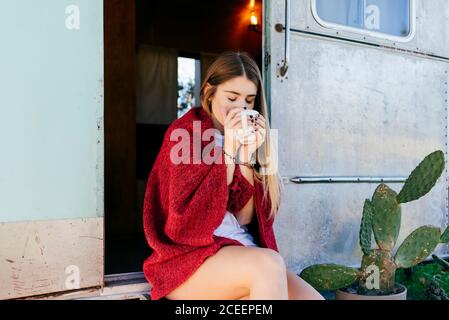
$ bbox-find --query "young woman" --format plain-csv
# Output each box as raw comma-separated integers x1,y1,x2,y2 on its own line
142,51,324,300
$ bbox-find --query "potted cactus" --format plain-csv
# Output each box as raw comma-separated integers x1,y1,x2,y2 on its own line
300,150,449,300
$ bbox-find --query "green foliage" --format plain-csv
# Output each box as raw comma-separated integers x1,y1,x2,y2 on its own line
432,254,449,272
395,260,449,300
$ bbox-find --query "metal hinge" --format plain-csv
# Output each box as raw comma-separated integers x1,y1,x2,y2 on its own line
264,51,271,68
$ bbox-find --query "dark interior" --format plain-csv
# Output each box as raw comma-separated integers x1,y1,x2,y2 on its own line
104,0,264,275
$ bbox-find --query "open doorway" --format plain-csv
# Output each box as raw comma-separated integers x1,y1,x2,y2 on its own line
104,0,264,276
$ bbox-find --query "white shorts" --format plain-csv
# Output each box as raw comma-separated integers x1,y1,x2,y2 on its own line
213,211,258,247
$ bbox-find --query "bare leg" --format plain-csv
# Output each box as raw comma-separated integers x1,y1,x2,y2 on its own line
286,269,325,300
165,245,288,300
240,268,324,300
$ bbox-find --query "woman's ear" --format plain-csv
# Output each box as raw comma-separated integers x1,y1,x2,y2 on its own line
204,82,212,95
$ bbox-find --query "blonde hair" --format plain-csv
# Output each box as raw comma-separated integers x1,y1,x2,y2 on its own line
200,51,282,220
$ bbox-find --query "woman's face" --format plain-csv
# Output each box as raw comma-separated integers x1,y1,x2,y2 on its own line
207,76,258,126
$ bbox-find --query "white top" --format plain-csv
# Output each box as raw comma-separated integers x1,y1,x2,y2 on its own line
213,130,258,247
213,211,258,247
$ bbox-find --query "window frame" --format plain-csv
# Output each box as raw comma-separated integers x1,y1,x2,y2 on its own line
310,0,416,43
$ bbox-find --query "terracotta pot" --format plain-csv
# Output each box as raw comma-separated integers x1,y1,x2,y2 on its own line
335,283,407,300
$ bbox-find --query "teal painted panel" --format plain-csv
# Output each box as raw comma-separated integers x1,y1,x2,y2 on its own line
0,0,104,222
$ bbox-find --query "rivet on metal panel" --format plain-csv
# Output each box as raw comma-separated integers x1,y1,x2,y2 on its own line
275,23,284,33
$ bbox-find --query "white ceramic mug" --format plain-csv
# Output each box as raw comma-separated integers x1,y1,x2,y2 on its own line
238,109,259,144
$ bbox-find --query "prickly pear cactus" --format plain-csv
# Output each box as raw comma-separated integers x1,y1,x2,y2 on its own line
397,150,445,204
299,150,446,297
371,184,401,251
299,264,360,291
394,226,441,269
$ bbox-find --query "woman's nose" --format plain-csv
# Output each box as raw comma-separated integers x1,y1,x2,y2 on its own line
235,101,247,110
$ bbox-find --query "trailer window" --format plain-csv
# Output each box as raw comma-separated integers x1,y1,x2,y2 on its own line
312,0,413,39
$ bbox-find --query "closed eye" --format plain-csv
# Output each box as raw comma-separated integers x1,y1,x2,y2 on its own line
228,98,255,103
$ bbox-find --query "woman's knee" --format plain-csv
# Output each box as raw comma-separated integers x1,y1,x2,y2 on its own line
252,248,287,277
286,270,325,300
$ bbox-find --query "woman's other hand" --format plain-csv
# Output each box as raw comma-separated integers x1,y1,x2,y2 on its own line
238,112,266,163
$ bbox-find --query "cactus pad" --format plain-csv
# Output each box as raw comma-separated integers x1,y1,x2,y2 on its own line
299,264,360,291
394,226,441,268
371,184,401,251
359,199,374,256
397,150,445,204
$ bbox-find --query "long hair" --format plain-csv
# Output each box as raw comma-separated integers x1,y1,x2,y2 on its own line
200,51,282,220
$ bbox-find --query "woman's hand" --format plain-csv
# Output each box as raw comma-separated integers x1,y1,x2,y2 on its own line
221,107,244,164
238,112,267,163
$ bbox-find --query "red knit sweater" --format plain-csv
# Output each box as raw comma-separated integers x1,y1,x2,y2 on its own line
142,106,279,300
